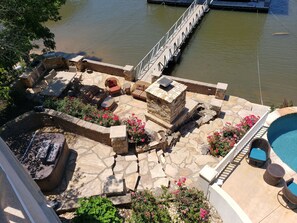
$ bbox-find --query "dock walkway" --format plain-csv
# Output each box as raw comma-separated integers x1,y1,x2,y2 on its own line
135,0,209,82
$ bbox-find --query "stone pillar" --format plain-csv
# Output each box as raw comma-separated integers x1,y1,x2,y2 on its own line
110,125,128,155
198,165,218,195
20,72,35,88
215,82,228,100
210,98,223,116
123,65,134,81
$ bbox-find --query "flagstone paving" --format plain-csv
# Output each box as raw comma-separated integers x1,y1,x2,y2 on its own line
48,71,269,212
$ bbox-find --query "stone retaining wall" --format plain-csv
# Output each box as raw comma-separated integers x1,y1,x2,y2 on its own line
0,109,111,146
162,75,217,95
80,59,134,81
43,57,68,70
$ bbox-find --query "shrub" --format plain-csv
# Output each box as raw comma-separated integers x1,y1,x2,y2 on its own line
123,114,147,144
174,178,210,223
44,97,120,127
131,190,172,223
207,115,259,157
74,196,122,223
129,179,212,223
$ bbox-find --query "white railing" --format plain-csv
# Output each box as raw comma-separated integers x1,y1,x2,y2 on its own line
134,0,207,80
214,110,270,175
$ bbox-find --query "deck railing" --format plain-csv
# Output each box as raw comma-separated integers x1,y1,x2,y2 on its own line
214,110,270,175
134,0,207,80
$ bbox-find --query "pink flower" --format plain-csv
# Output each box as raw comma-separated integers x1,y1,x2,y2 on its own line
102,113,108,119
181,177,186,183
200,208,208,219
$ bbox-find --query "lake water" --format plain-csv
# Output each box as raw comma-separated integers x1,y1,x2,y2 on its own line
47,0,297,105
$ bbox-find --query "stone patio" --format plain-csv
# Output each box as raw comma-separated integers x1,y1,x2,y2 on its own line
46,71,269,212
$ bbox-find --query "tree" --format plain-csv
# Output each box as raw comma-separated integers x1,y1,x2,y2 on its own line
0,0,66,69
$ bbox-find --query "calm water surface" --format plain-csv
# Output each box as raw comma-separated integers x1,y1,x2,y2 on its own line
47,0,297,105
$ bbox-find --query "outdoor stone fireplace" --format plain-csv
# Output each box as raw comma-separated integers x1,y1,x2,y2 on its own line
146,77,187,124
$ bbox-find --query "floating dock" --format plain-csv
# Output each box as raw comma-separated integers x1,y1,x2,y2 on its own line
147,0,270,12
147,0,193,6
210,0,270,12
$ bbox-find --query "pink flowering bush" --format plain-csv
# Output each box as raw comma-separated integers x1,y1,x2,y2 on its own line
130,178,211,223
208,115,259,157
131,190,171,223
174,177,210,223
123,114,148,144
83,111,120,127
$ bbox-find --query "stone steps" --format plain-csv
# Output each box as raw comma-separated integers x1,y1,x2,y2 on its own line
107,150,169,193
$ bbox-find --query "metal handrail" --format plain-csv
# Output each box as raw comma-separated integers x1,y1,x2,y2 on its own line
134,0,205,80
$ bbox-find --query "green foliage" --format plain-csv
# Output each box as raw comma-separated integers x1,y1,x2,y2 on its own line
0,67,18,103
0,63,26,114
44,97,97,118
44,97,121,127
0,0,66,69
74,196,122,223
0,85,10,102
131,190,172,223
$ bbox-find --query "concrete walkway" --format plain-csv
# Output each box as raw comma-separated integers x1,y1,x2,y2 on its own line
46,71,269,213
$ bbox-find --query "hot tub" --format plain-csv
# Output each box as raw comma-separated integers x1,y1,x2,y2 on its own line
267,113,297,172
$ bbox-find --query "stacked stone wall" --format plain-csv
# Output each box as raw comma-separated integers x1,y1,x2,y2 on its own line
162,75,217,95
0,110,111,146
82,60,124,77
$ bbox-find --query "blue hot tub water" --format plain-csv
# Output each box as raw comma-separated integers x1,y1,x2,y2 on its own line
267,114,297,172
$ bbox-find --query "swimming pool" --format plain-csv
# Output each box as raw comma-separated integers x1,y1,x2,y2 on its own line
267,113,297,172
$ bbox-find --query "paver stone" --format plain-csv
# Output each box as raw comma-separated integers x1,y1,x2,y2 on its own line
125,173,139,191
125,161,138,175
153,177,169,188
165,164,179,178
150,164,166,178
103,176,125,196
139,159,149,176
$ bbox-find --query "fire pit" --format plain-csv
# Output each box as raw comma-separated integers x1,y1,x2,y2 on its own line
8,133,69,192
